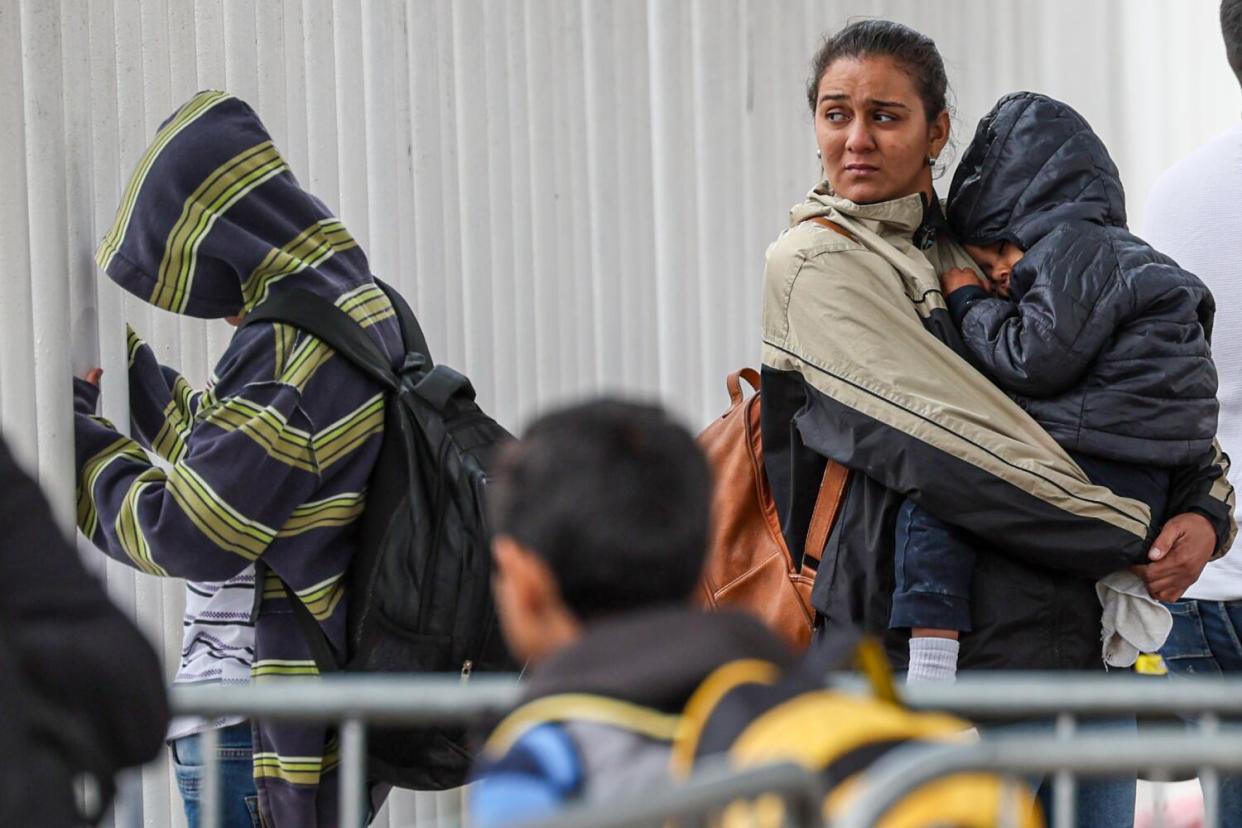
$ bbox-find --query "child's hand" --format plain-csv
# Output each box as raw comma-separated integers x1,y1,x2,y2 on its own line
74,369,103,415
940,267,985,295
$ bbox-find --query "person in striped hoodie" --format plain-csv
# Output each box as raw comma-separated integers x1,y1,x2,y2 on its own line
74,90,403,827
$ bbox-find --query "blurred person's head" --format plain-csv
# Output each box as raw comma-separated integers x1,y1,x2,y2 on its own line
1224,0,1242,88
488,400,712,664
806,19,951,205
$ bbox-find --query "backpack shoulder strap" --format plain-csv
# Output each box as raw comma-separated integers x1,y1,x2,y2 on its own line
243,286,401,390
669,658,783,778
806,215,860,243
804,461,850,566
484,694,681,758
374,277,434,367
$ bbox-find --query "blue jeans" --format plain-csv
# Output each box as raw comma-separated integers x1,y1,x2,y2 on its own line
890,500,975,631
988,717,1137,828
171,722,261,828
1158,599,1242,827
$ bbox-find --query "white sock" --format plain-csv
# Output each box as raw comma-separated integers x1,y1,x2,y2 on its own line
907,636,960,683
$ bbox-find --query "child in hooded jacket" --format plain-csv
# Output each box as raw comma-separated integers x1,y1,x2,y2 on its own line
893,92,1226,682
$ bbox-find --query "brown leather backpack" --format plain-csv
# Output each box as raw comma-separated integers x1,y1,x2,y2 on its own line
697,367,850,650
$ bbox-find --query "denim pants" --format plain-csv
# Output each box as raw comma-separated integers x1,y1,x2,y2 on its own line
985,717,1137,828
1158,599,1242,828
171,721,261,828
890,500,975,631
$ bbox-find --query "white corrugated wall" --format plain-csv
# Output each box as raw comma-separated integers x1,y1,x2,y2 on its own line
0,1,1236,825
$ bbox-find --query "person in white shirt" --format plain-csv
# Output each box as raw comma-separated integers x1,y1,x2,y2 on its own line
1143,2,1242,823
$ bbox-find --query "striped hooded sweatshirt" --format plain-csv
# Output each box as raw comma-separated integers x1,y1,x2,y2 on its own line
74,90,403,826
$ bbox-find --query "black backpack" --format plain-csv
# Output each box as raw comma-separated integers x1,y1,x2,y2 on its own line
245,278,518,790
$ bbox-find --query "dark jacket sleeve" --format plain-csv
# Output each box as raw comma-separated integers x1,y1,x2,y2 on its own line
958,226,1121,397
0,436,169,773
1167,442,1237,555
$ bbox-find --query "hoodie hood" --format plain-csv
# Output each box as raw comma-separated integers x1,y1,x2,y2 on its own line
95,90,369,318
946,92,1127,249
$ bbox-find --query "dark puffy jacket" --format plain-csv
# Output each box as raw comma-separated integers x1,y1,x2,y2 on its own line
0,436,168,826
947,91,1219,468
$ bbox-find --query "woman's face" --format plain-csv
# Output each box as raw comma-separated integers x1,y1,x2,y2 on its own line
814,56,949,204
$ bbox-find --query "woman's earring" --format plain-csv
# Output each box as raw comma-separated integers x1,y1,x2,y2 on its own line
816,150,822,161
927,154,936,167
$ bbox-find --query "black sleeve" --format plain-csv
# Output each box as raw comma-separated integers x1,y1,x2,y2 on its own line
0,436,169,772
1166,443,1237,555
956,227,1123,398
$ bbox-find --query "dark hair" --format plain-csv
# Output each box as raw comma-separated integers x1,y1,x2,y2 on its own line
1224,0,1242,85
806,19,949,121
489,399,712,621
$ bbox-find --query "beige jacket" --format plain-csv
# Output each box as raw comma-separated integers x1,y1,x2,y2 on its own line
758,185,1234,667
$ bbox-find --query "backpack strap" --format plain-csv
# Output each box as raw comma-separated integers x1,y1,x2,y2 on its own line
242,282,431,673
484,694,681,758
373,277,434,367
243,287,401,390
807,215,859,243
414,364,476,411
725,367,761,407
669,659,783,778
804,461,850,566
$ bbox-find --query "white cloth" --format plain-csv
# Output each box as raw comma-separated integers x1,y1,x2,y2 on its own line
1096,571,1172,667
166,568,256,741
1143,123,1242,601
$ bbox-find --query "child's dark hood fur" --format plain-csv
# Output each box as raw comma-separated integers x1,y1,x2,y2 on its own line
947,91,1128,250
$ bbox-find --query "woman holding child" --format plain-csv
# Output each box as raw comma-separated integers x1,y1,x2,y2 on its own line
761,19,1235,824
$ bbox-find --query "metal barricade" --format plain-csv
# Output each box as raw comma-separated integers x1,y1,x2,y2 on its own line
836,730,1242,828
167,675,521,828
518,761,824,828
846,673,1242,827
131,672,1242,828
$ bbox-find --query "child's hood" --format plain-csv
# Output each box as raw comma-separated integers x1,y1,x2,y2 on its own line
946,92,1127,249
94,90,368,318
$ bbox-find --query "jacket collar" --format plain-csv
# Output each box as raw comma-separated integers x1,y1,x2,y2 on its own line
792,183,950,249
520,607,794,713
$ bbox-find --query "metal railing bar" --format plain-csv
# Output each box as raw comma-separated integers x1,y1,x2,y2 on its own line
339,717,367,828
200,726,222,828
999,779,1022,828
883,674,1242,716
1052,713,1075,828
1200,712,1221,828
170,675,522,722
154,673,1242,828
516,761,823,828
836,730,1242,828
168,674,1242,723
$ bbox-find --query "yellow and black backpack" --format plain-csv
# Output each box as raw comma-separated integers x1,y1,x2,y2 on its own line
673,639,1044,828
